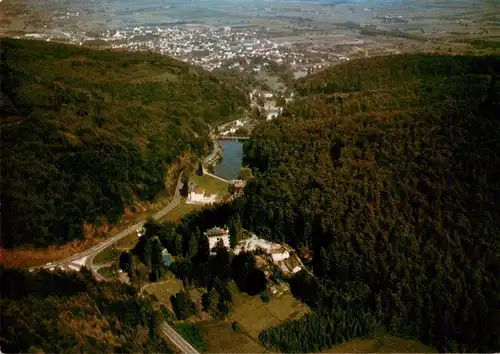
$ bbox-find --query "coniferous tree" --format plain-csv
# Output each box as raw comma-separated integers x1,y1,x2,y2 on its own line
119,251,134,274
150,240,165,282
229,214,242,248
188,232,199,259
196,162,204,176
170,291,196,320
181,181,189,198
206,287,221,318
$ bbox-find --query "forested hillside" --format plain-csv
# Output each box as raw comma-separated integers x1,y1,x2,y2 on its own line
0,267,173,353
0,38,248,248
238,54,500,352
126,54,500,352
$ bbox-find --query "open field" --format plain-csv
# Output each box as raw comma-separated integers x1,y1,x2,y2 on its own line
227,281,309,340
199,321,267,353
159,199,204,223
144,273,184,311
94,246,121,264
114,232,140,250
323,334,435,353
198,281,309,352
190,173,230,197
97,265,118,279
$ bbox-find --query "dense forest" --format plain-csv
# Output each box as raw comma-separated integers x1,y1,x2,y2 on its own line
143,54,500,352
0,266,173,353
0,38,249,248
243,54,500,352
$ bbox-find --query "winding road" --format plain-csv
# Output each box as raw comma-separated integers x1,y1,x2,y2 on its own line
27,120,245,353
29,173,200,353
29,174,183,273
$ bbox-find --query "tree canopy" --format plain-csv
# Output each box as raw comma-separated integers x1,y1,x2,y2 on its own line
150,53,500,353
0,38,249,248
241,53,500,353
0,266,174,353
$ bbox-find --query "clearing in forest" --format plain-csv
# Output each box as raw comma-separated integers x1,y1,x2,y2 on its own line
199,281,309,353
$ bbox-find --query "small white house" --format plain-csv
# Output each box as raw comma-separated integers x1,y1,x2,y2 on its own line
292,266,302,274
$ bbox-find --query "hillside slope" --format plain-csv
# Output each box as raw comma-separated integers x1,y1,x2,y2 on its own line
0,38,248,249
237,54,500,352
0,267,173,353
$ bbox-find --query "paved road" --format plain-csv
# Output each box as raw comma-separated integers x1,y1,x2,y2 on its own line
203,132,222,166
203,168,230,184
29,174,183,272
216,136,250,140
204,120,251,166
162,323,200,354
28,124,232,354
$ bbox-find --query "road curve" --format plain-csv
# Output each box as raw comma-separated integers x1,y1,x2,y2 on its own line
28,124,231,354
29,174,183,271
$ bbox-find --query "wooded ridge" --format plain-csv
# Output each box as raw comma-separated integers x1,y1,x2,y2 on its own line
144,53,500,352
0,38,249,249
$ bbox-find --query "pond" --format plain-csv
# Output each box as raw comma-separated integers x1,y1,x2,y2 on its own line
214,140,244,180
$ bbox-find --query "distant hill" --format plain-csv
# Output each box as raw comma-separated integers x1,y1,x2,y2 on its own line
0,38,248,249
235,54,500,352
0,267,173,353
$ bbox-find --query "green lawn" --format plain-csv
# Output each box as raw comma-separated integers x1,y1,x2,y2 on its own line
144,273,184,311
114,233,140,250
97,266,118,279
227,281,309,340
190,174,230,197
198,321,267,353
159,199,203,223
323,335,436,353
94,246,120,264
198,281,309,353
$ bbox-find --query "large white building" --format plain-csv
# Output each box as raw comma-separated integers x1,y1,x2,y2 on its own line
204,226,231,255
233,234,290,263
271,247,290,262
186,185,218,205
233,234,276,254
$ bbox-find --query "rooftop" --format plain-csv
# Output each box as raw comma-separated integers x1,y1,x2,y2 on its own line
205,226,229,237
193,185,205,194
